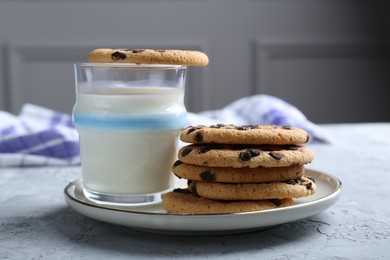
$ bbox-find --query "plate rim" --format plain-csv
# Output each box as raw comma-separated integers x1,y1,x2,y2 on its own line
64,169,342,234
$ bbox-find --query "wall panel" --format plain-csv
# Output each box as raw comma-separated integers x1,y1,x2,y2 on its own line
254,39,390,123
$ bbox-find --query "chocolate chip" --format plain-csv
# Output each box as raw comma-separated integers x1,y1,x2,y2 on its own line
187,126,202,134
132,49,145,53
269,151,282,160
268,199,282,206
306,176,315,183
239,150,252,161
286,177,307,186
173,160,183,168
200,171,216,182
111,51,126,61
156,50,166,52
284,179,298,185
181,148,192,157
239,149,260,161
306,134,310,143
306,182,313,190
282,126,292,130
194,132,203,142
249,149,260,157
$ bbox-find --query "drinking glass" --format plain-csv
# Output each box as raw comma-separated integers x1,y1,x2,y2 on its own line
73,63,187,205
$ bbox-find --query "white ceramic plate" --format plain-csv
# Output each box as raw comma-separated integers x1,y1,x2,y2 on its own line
64,169,342,236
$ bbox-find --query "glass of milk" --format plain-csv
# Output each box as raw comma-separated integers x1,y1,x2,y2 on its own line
73,63,187,205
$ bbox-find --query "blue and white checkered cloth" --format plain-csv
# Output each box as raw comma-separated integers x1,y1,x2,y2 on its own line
0,95,330,167
0,104,80,167
187,95,331,143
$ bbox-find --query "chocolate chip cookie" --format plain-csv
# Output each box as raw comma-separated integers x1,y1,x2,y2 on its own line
188,176,316,200
172,161,305,183
162,189,294,214
162,124,317,215
88,48,209,66
178,144,314,168
180,124,310,144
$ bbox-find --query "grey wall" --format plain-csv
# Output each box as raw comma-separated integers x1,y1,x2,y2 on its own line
0,0,389,123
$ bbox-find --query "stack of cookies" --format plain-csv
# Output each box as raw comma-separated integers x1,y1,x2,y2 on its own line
162,124,316,214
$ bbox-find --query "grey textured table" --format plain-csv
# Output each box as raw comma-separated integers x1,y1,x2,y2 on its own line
1,123,389,259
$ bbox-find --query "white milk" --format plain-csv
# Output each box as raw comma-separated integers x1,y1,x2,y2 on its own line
73,87,186,195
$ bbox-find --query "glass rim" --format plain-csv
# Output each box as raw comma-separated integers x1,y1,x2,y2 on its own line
75,63,187,70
